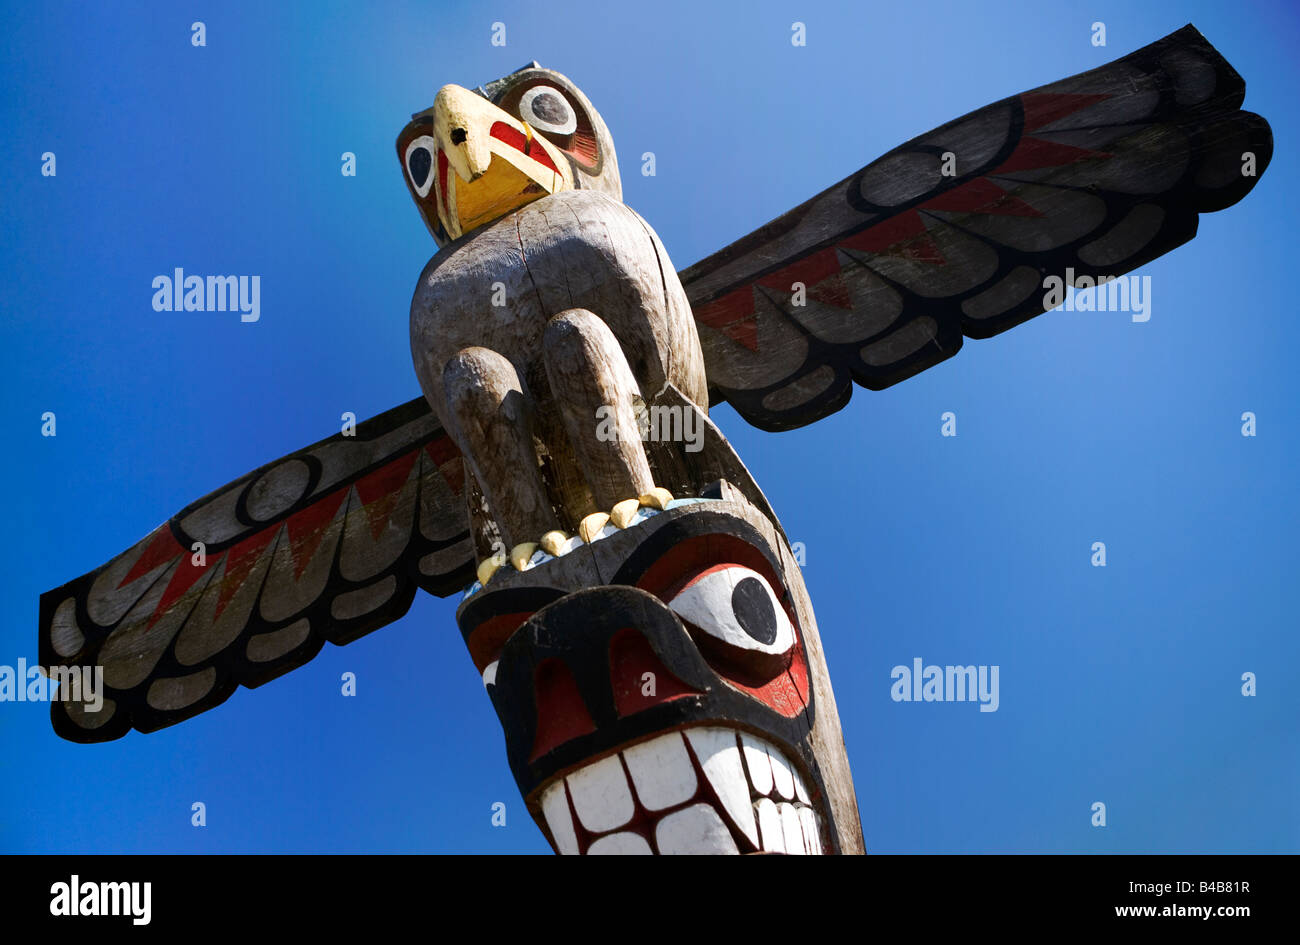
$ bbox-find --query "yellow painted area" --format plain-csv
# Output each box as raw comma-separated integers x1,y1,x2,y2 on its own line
451,153,551,235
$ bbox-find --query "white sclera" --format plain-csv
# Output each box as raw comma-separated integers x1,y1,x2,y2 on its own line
519,85,578,137
668,565,794,656
404,135,438,198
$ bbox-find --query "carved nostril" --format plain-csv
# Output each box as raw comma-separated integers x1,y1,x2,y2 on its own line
450,127,468,145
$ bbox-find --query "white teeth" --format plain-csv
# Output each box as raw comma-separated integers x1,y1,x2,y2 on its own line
566,753,634,833
623,732,696,811
740,734,775,797
540,781,579,856
779,803,804,854
685,727,759,848
588,832,653,854
536,726,822,854
793,768,811,805
481,660,498,688
798,806,821,855
755,797,785,853
655,803,739,855
768,746,796,801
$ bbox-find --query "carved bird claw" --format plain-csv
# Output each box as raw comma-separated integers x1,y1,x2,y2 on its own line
478,487,679,587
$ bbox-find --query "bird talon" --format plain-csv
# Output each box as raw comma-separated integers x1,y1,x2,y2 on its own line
510,542,538,571
638,487,674,510
539,530,569,556
578,512,610,543
610,498,640,529
476,555,504,586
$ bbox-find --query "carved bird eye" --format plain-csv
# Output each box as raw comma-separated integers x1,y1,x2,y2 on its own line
668,565,795,680
518,85,577,137
405,135,437,198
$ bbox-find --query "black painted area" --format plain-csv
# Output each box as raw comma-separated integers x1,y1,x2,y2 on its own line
732,576,777,645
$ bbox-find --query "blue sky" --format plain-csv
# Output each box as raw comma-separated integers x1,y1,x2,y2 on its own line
2,0,1296,853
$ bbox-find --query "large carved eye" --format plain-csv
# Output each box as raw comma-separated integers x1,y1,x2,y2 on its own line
668,565,795,680
405,135,437,198
518,85,577,137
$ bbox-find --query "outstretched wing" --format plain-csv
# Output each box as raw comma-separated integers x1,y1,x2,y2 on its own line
38,397,475,742
681,24,1273,431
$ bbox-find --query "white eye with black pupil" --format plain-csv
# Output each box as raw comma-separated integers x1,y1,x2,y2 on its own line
668,565,794,659
518,85,577,136
405,135,437,198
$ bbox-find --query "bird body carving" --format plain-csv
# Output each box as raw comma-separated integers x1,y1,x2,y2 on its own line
410,188,708,559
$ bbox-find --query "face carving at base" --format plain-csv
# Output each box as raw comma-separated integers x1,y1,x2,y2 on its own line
539,724,822,855
456,502,844,854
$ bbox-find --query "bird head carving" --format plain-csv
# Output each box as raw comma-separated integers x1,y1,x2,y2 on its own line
397,63,621,245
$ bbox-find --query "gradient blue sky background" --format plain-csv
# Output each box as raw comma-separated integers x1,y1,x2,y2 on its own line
2,0,1296,853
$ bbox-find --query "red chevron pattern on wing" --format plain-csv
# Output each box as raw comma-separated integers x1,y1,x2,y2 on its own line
680,25,1273,431
37,397,475,742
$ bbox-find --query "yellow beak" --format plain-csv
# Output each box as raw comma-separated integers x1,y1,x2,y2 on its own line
430,84,573,240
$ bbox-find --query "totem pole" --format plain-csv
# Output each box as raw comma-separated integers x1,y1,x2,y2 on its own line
39,26,1270,854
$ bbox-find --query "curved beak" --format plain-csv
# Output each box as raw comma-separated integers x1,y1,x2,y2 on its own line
429,84,573,239
432,83,496,182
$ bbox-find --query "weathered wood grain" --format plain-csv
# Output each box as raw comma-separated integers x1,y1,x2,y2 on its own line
543,308,656,510
443,346,559,549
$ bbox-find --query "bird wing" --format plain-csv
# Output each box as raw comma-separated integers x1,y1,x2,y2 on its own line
680,24,1272,431
38,397,475,742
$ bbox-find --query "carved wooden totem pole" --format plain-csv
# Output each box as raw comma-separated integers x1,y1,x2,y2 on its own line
40,26,1270,854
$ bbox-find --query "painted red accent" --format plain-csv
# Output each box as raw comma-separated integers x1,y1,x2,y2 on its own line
436,148,449,217
424,438,465,496
441,458,465,496
609,628,702,718
992,135,1113,175
119,528,183,588
466,611,535,673
424,436,460,467
144,549,213,630
355,452,418,540
636,533,780,604
693,288,759,352
726,652,810,719
1019,92,1111,132
489,121,525,150
283,487,348,579
676,562,734,592
564,130,598,168
489,121,560,174
212,527,277,620
809,276,852,309
758,247,839,290
839,210,946,264
922,177,1043,218
530,658,597,761
757,247,853,310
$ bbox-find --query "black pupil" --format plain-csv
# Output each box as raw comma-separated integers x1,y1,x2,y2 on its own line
731,577,778,645
528,91,569,126
409,147,432,188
